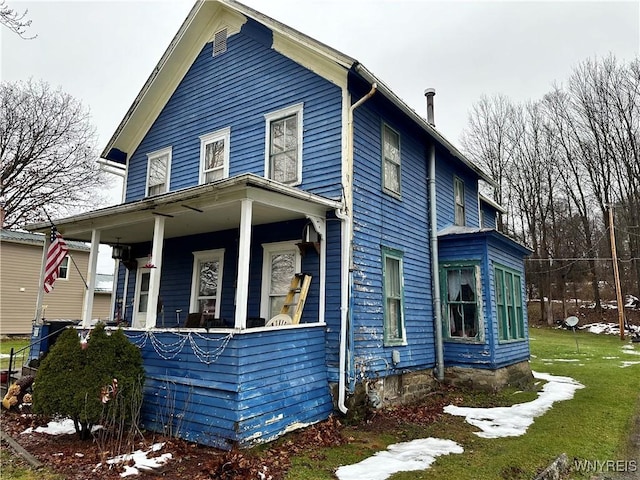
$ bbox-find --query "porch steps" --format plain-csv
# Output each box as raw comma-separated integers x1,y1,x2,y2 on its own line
281,274,312,324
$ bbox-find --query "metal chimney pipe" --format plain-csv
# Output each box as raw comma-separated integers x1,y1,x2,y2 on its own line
424,88,436,127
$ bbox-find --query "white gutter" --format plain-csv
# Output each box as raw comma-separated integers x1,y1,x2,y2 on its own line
336,83,377,414
429,143,444,380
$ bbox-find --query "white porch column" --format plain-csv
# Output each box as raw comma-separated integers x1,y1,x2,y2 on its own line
81,229,101,328
234,199,253,329
145,216,165,329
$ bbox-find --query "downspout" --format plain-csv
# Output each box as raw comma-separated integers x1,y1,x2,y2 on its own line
425,88,444,381
336,82,377,414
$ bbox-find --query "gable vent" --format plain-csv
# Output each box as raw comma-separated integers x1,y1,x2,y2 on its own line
213,28,227,56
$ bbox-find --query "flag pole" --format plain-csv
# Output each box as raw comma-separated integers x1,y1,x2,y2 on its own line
41,209,88,290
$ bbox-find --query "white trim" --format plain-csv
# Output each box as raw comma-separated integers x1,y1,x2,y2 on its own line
57,256,70,280
199,127,230,184
264,102,304,186
235,199,253,328
145,147,172,197
189,248,225,317
260,240,301,320
81,229,100,329
133,256,150,329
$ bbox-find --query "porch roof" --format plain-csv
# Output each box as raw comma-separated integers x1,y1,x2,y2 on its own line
25,174,342,245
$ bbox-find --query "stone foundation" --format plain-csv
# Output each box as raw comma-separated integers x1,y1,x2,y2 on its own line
331,361,534,416
444,361,534,391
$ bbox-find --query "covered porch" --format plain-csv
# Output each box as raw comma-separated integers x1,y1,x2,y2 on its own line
26,173,344,447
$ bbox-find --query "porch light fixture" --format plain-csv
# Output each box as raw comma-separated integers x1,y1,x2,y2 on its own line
296,222,321,256
111,239,131,261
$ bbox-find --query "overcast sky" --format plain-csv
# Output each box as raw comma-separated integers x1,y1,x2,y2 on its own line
2,0,639,271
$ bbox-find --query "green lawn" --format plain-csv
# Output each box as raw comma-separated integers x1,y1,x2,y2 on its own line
285,327,640,479
0,338,31,371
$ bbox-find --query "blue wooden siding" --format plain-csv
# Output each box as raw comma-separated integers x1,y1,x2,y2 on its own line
125,18,343,203
434,144,480,230
438,231,530,368
348,86,436,381
125,326,333,449
114,218,339,328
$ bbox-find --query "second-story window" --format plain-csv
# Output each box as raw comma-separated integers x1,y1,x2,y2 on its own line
200,128,230,184
264,103,303,186
146,147,171,197
454,176,465,226
382,124,401,196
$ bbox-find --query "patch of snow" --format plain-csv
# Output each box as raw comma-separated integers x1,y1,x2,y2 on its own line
443,371,584,439
335,438,463,480
539,358,580,363
94,442,172,478
21,418,101,436
621,361,640,368
603,356,619,359
0,353,10,359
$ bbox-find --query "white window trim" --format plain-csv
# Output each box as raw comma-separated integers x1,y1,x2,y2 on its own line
189,249,225,318
58,256,70,281
264,102,304,186
260,241,301,320
199,127,230,184
145,147,172,197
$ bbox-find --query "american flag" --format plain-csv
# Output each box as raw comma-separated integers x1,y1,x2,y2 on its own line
43,227,69,293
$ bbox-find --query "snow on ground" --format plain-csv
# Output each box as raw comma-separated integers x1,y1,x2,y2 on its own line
21,418,101,435
20,418,171,477
443,371,584,439
580,322,640,336
335,438,463,480
93,442,172,477
621,361,640,368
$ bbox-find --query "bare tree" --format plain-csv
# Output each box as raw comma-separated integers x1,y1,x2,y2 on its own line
0,80,110,229
461,94,516,233
0,0,34,38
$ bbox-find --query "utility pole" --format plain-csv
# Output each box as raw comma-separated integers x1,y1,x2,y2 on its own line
608,206,625,340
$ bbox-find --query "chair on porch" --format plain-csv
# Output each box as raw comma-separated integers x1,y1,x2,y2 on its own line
266,314,293,327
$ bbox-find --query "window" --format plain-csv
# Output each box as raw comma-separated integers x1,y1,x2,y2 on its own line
190,249,224,317
382,124,401,195
213,28,227,56
200,128,230,184
441,263,482,340
146,147,171,197
58,256,69,280
261,242,301,320
454,177,465,226
382,247,405,345
495,265,525,341
265,103,303,186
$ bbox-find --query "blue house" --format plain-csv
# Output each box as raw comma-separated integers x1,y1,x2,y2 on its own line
27,0,532,449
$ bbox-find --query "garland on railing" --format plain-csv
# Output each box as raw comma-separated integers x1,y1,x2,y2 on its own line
125,331,233,365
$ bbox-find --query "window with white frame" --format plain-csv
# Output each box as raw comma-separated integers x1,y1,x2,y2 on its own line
264,103,303,186
261,242,301,320
200,128,230,184
382,247,405,345
382,124,401,195
441,262,482,341
190,249,224,318
58,256,69,280
146,147,171,197
454,177,465,226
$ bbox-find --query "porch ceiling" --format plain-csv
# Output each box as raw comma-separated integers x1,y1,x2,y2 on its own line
26,174,342,245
